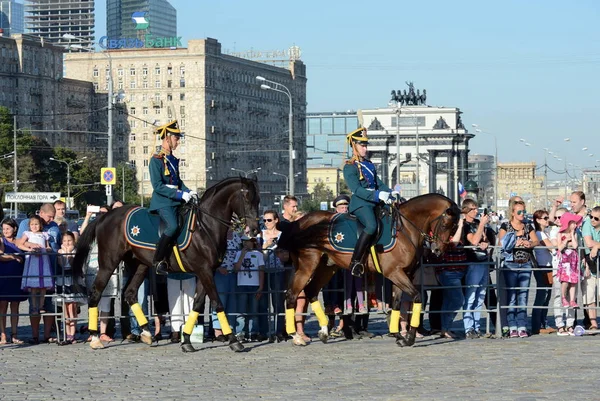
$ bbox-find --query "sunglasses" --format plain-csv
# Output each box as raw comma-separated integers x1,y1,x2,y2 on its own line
516,210,527,215
592,216,600,222
541,216,549,220
514,201,525,205
263,218,274,223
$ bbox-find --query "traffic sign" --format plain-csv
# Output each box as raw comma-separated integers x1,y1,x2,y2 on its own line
5,192,61,203
101,168,117,185
105,185,112,196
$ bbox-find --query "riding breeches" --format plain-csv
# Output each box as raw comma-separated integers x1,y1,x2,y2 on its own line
158,207,178,237
352,206,377,235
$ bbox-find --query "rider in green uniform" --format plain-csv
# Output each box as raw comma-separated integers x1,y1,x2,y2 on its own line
149,120,196,275
343,127,399,277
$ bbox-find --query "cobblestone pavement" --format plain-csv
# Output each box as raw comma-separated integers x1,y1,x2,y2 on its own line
1,313,598,401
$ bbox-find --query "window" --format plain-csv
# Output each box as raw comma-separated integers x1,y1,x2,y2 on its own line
154,93,160,102
129,93,135,102
180,172,186,180
130,120,136,128
129,133,136,142
167,66,172,75
142,67,148,76
143,132,148,141
142,81,149,89
117,121,123,129
130,146,136,154
93,82,98,91
143,121,148,128
167,80,172,88
180,159,186,167
180,118,185,128
129,160,136,166
93,68,99,77
179,78,185,88
143,172,149,181
142,94,148,101
117,68,123,77
180,66,185,76
155,108,161,115
180,93,185,101
118,82,124,90
180,106,185,117
130,107,136,115
143,146,149,154
143,107,148,115
143,159,149,167
167,94,173,101
155,66,161,74
130,68,136,76
155,80,161,88
130,81,136,89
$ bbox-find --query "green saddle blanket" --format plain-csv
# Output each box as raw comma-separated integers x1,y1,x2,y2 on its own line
328,212,396,253
124,207,195,251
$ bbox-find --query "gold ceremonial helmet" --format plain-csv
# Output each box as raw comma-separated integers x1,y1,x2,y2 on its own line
346,127,369,146
156,120,182,139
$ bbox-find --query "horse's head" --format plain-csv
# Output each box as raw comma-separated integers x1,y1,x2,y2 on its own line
428,201,461,257
234,177,261,237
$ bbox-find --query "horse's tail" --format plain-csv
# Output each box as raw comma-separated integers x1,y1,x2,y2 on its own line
72,217,101,278
277,212,331,251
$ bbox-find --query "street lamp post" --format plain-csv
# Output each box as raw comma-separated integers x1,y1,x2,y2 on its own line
473,124,498,213
256,76,294,195
231,167,261,178
273,172,289,194
49,157,87,209
63,33,114,204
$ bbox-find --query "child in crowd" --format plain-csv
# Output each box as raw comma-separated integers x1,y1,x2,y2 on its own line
234,235,265,342
17,216,53,315
57,231,85,344
557,213,582,308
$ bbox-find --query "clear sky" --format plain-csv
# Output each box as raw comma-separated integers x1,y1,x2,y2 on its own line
96,0,600,177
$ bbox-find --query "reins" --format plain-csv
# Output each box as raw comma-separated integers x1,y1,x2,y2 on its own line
392,203,450,251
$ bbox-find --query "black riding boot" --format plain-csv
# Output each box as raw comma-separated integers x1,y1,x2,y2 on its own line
153,234,173,276
349,232,374,277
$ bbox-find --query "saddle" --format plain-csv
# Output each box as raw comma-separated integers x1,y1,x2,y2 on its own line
124,207,196,251
328,205,397,254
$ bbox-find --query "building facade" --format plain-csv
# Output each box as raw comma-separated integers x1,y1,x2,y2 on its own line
107,0,176,40
24,0,94,49
307,166,340,195
307,111,356,168
467,154,495,207
0,34,96,147
497,161,544,212
64,38,307,198
0,0,24,36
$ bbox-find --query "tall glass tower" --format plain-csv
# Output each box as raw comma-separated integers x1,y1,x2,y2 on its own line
107,0,176,39
0,0,24,36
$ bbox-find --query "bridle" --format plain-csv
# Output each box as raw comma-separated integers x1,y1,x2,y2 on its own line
392,203,452,254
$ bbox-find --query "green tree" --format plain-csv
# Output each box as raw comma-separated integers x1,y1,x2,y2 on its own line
300,182,335,212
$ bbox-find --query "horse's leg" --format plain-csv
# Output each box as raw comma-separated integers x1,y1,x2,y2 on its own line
285,251,321,346
179,281,207,353
180,267,244,353
88,263,122,350
303,257,338,343
385,268,421,347
123,263,153,345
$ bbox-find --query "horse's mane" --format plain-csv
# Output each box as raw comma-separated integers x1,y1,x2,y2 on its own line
200,177,259,204
277,211,332,251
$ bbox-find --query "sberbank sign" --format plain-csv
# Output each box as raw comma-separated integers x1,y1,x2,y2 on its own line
98,35,183,49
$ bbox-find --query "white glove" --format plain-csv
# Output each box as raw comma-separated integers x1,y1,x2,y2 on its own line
189,190,198,198
181,191,192,203
391,191,401,202
378,191,393,205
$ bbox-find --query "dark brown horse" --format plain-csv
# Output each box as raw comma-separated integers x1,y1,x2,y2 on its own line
280,193,460,347
71,177,260,352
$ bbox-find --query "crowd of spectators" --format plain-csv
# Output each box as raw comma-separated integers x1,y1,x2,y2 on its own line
2,191,600,347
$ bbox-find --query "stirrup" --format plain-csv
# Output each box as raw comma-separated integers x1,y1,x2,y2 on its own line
350,261,364,277
154,260,169,276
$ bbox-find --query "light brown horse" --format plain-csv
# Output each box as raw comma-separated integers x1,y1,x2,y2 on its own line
279,193,460,347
